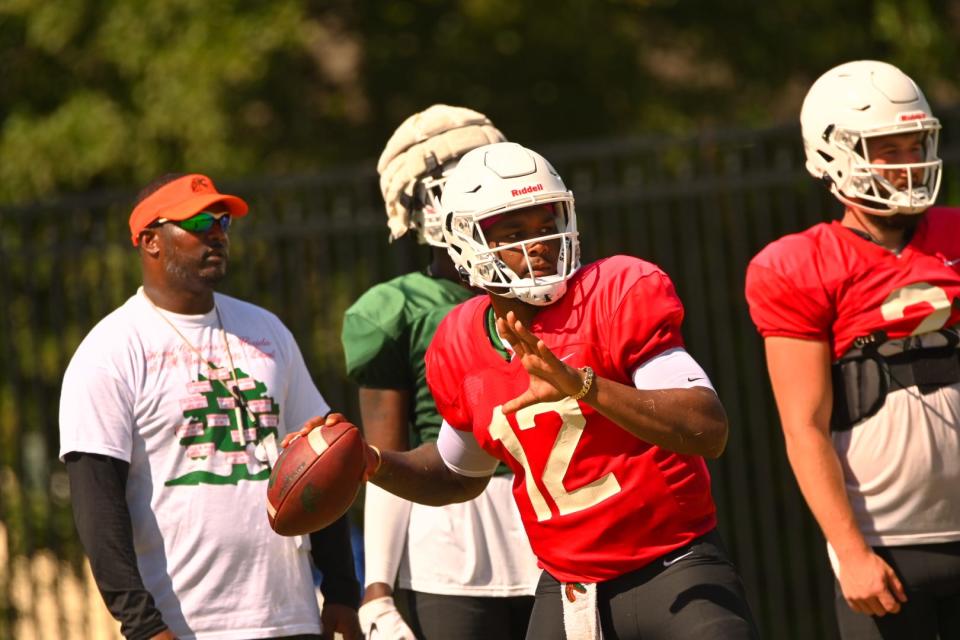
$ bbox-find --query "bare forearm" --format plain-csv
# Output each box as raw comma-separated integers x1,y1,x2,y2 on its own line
358,387,410,451
369,443,488,506
584,378,729,458
784,425,869,559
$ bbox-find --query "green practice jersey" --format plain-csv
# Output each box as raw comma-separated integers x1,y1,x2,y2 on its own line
342,271,473,446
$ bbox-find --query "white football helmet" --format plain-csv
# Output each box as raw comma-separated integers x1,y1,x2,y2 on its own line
800,60,942,215
377,105,505,247
441,142,580,306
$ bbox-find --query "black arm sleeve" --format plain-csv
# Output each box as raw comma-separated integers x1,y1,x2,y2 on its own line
309,513,360,609
65,452,169,640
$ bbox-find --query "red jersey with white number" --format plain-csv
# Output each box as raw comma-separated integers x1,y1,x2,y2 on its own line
425,255,717,583
746,207,960,360
746,208,960,553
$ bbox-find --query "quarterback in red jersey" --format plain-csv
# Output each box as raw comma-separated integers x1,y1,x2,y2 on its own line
293,141,758,639
746,61,960,640
426,255,717,584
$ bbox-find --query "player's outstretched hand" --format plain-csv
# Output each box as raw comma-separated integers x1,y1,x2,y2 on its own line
838,549,907,617
358,596,417,639
497,311,586,414
281,412,381,481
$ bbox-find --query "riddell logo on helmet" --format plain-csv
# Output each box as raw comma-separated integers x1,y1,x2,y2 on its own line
898,111,928,122
511,184,544,197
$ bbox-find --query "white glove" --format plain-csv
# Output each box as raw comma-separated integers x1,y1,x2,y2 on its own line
358,596,417,640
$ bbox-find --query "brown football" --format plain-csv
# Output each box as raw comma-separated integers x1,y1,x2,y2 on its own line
267,421,366,536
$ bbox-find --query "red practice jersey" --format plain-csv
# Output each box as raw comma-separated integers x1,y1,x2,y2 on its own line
746,207,960,360
425,255,717,583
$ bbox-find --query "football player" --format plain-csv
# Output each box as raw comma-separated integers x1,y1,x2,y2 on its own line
343,106,539,640
746,60,960,639
297,141,758,638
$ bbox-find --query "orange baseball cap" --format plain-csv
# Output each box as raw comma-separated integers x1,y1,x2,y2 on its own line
129,174,249,246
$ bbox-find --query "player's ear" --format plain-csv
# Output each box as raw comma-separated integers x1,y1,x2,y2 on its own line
139,228,162,257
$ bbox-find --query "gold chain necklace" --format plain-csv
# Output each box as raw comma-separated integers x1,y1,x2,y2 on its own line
142,289,258,444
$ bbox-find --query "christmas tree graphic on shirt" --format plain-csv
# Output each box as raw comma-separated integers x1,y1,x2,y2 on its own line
165,367,279,486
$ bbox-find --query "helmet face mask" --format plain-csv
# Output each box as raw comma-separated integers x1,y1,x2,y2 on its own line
411,164,454,247
410,206,447,247
442,142,581,306
823,124,942,214
800,60,943,216
449,201,579,306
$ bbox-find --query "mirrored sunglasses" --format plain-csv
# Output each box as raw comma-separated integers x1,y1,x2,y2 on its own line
151,211,231,234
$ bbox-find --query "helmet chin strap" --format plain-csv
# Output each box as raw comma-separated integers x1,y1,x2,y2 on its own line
483,278,569,306
513,279,568,306
833,186,928,217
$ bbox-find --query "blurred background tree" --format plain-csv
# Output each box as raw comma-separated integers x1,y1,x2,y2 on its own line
1,0,958,202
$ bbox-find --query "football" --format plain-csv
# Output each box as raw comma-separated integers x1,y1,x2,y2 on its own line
267,420,367,536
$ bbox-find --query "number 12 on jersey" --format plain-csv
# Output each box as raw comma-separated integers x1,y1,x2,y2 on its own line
489,396,622,522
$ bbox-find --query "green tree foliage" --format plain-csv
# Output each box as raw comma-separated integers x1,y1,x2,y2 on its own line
1,0,958,203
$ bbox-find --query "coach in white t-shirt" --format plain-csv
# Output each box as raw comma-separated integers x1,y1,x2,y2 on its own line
59,174,362,640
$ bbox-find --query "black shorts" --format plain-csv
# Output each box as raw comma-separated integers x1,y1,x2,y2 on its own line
395,588,535,640
833,539,960,640
525,529,759,640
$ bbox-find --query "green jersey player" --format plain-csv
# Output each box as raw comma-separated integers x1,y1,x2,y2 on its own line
344,271,471,445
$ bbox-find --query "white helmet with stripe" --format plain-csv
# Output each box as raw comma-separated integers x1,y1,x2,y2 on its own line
440,142,580,306
800,60,942,215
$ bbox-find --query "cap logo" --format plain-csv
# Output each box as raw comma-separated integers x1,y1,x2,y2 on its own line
898,111,927,122
511,183,544,197
191,176,211,192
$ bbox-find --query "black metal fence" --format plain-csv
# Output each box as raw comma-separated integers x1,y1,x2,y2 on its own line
4,112,960,638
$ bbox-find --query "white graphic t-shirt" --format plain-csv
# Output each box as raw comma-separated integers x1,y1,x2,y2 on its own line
59,288,330,640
